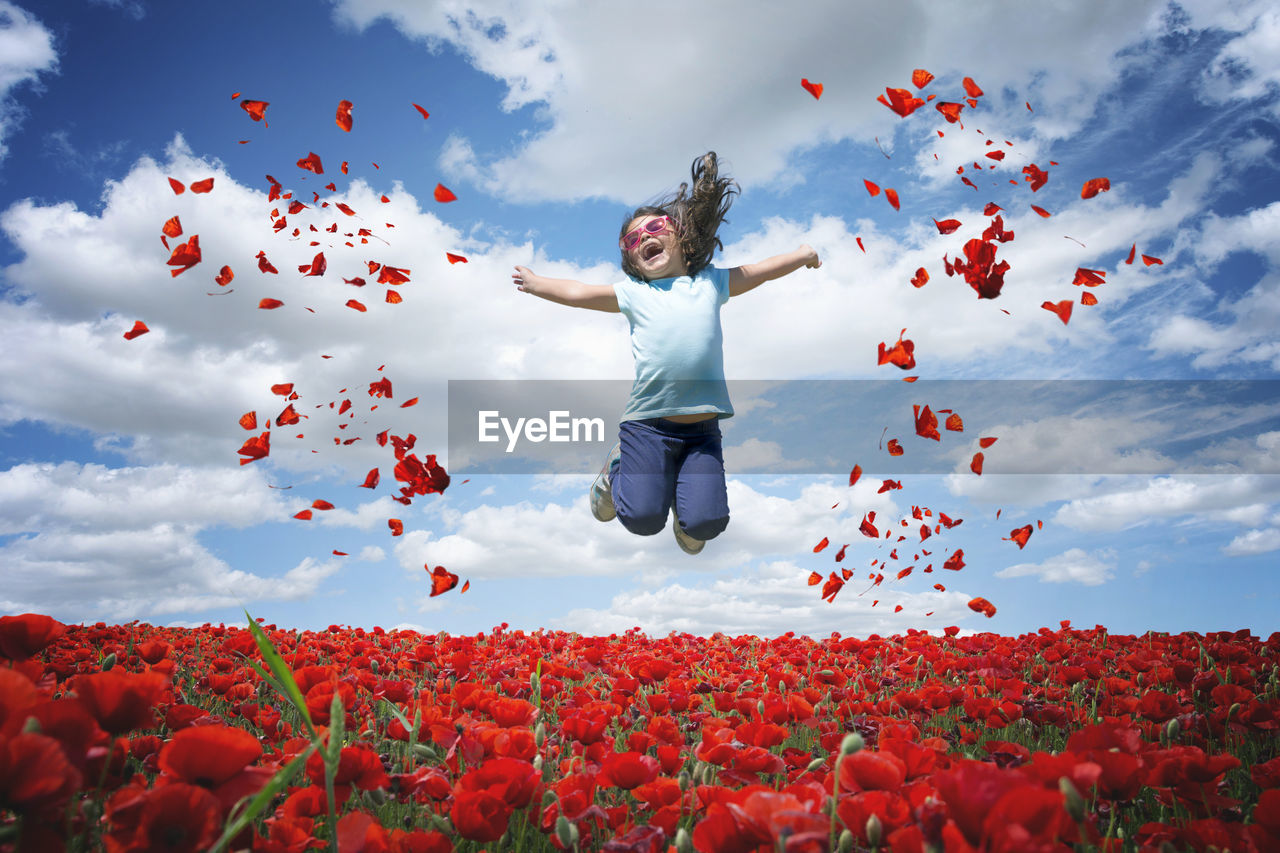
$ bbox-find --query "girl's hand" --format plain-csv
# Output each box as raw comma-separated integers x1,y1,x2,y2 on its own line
512,265,541,294
799,244,821,269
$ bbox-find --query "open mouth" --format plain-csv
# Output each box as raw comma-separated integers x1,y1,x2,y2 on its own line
640,242,664,262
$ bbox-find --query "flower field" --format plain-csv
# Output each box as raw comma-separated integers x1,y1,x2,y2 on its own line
1,613,1277,852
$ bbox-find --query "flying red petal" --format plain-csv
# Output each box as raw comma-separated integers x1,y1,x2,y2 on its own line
256,251,278,274
962,77,984,98
1041,300,1073,324
166,235,201,276
807,571,822,586
835,544,848,562
190,178,214,194
1080,177,1110,199
849,464,862,486
934,218,962,234
983,203,1002,216
412,103,429,119
878,87,925,117
1022,164,1049,191
400,397,419,408
913,404,940,440
162,216,182,238
856,237,865,253
123,320,149,340
388,519,403,536
1030,205,1051,218
887,439,904,456
240,99,269,122
978,437,997,448
967,596,996,618
1125,244,1136,264
938,512,962,529
1006,525,1033,549
346,299,367,312
308,500,333,511
912,68,934,88
800,78,823,100
215,265,234,286
960,176,978,191
335,202,356,216
461,580,470,593
275,404,300,426
935,101,964,124
878,479,902,493
297,152,324,174
445,252,468,264
1141,254,1163,266
293,510,312,521
237,412,257,431
970,452,984,475
427,565,459,597
237,431,270,465
945,413,963,432
302,252,327,277
434,184,457,202
885,188,900,210
336,99,353,132
859,511,878,538
984,150,1005,161
877,329,916,370
1072,267,1106,286
942,550,965,571
270,383,294,397
1080,292,1098,306
359,468,380,489
168,177,185,195
258,298,284,310
378,266,411,284
385,290,403,304
863,179,881,197
910,267,929,288
814,537,829,553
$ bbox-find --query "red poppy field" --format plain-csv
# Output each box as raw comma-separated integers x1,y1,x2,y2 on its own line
1,613,1277,852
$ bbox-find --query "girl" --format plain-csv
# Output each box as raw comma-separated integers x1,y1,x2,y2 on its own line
512,152,820,553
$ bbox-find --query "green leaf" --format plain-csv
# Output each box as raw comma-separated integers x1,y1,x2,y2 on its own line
210,742,317,853
245,611,316,738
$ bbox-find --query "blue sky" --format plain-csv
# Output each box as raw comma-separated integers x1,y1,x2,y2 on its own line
1,0,1278,637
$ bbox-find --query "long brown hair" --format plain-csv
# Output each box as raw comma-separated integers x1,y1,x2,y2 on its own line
620,151,739,281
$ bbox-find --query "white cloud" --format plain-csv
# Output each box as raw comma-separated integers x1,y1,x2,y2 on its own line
995,547,1115,585
1200,9,1280,112
1222,527,1280,555
1053,475,1280,532
0,460,343,621
0,2,57,161
557,560,977,637
388,476,902,580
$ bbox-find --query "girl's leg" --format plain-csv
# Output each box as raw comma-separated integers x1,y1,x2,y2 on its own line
672,426,730,541
612,420,678,536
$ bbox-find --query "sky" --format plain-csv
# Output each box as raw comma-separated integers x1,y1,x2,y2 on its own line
0,0,1278,638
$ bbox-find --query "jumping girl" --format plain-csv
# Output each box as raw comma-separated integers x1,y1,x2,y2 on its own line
512,152,820,553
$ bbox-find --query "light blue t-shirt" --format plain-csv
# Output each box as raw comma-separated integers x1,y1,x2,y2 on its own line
613,265,734,422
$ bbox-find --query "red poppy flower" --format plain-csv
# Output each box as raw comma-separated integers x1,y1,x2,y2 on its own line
106,782,223,852
158,723,263,787
73,670,168,734
450,787,512,842
598,751,661,790
0,613,67,661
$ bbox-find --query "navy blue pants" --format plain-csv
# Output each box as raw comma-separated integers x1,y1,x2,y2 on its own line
611,417,730,541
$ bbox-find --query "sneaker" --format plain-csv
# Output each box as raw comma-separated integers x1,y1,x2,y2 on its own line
672,511,705,555
590,443,620,522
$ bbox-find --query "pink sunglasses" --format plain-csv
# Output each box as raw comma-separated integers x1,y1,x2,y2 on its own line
620,215,677,251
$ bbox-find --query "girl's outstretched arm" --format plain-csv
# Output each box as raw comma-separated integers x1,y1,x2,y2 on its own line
727,245,821,298
513,265,620,313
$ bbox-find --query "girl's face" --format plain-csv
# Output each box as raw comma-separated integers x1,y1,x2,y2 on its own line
623,214,687,280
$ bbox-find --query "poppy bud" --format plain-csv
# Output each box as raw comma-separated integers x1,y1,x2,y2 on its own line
675,828,693,853
840,732,864,755
370,659,379,674
1059,776,1086,823
533,754,543,772
21,716,41,734
555,815,576,848
535,721,546,747
866,814,883,848
739,679,754,692
366,788,387,806
806,755,826,772
838,829,854,853
757,699,765,717
678,769,691,790
778,680,786,693
1166,718,1181,740
101,653,116,671
1228,702,1241,720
